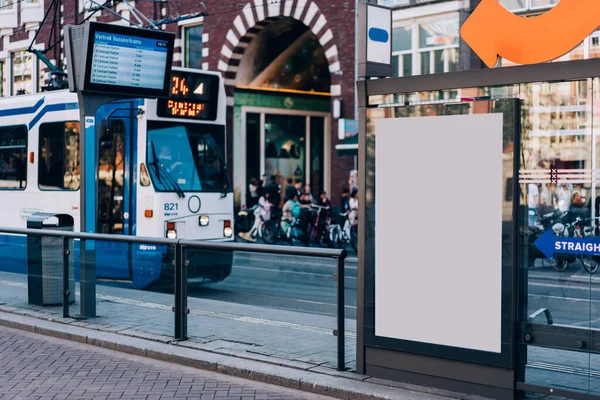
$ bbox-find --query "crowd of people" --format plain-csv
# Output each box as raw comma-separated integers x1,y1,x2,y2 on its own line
239,174,358,244
528,182,600,230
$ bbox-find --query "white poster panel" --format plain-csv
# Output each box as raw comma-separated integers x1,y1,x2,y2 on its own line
375,114,503,353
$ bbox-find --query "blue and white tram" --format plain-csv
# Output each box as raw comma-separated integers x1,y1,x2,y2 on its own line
0,68,234,288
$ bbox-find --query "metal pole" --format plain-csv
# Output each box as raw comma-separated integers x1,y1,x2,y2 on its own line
336,255,346,371
174,244,188,340
62,236,70,318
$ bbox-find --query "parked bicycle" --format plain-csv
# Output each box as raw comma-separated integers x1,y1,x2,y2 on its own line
329,210,357,253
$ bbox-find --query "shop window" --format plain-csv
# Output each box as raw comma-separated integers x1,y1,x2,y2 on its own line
0,125,27,190
264,114,306,195
38,121,80,190
11,51,33,95
183,24,203,69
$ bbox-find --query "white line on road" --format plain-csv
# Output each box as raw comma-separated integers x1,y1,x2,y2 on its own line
529,292,600,303
0,279,357,339
529,281,600,291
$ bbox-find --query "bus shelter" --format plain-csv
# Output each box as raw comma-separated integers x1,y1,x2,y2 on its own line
356,58,600,400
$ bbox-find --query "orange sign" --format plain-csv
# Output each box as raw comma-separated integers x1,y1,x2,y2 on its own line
460,0,598,68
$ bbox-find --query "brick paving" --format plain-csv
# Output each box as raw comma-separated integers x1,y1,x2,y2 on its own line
0,326,338,400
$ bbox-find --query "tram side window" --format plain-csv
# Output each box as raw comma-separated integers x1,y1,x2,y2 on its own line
38,122,80,190
0,125,27,190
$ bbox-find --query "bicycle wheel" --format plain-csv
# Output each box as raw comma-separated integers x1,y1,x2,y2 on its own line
329,226,341,248
262,220,278,244
350,226,358,253
549,257,569,272
582,256,600,274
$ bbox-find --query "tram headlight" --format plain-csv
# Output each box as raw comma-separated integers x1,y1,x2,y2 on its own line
223,220,233,237
199,215,210,226
166,222,177,239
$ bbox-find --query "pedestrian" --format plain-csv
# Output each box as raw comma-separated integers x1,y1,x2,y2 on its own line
317,190,331,220
294,178,303,197
284,177,296,202
264,175,281,210
303,183,314,204
340,187,350,214
349,188,358,226
281,192,301,237
239,192,272,242
246,178,260,208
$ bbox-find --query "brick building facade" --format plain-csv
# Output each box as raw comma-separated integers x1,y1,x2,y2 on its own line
0,0,358,208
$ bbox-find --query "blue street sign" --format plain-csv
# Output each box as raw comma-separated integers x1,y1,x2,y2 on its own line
534,229,600,259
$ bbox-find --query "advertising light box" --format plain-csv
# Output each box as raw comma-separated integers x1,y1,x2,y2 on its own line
374,113,503,354
80,22,175,98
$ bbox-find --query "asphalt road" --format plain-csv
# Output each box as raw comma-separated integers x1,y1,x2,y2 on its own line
189,252,358,319
184,252,600,328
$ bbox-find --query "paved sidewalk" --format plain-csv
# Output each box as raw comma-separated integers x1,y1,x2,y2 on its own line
0,312,485,400
0,272,355,370
0,325,337,400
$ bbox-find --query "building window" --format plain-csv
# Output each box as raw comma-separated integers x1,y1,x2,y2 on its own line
22,0,39,3
0,125,27,190
0,0,13,9
379,0,410,6
11,51,33,95
500,0,558,11
391,15,459,77
38,122,80,190
0,61,6,97
183,24,203,69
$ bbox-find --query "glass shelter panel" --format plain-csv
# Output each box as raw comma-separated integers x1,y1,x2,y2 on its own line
366,78,600,398
519,80,593,396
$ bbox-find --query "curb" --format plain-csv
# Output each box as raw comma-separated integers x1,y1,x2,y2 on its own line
0,311,485,400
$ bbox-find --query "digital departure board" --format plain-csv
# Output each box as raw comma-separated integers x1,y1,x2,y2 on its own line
156,70,220,121
81,22,175,98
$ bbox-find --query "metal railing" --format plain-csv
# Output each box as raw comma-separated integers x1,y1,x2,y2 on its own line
0,227,348,370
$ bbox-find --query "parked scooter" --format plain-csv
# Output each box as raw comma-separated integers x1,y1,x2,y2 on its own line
235,205,258,234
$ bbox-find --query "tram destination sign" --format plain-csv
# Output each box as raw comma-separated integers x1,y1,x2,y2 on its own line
156,70,220,121
65,21,175,98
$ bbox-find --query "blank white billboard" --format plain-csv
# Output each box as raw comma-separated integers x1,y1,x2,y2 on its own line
375,113,503,354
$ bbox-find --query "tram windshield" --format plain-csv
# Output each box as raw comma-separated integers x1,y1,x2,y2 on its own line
147,121,227,193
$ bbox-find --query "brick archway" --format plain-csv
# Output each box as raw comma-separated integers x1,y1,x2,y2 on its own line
217,0,341,98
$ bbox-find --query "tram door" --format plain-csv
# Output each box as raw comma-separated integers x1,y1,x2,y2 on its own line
95,107,135,281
